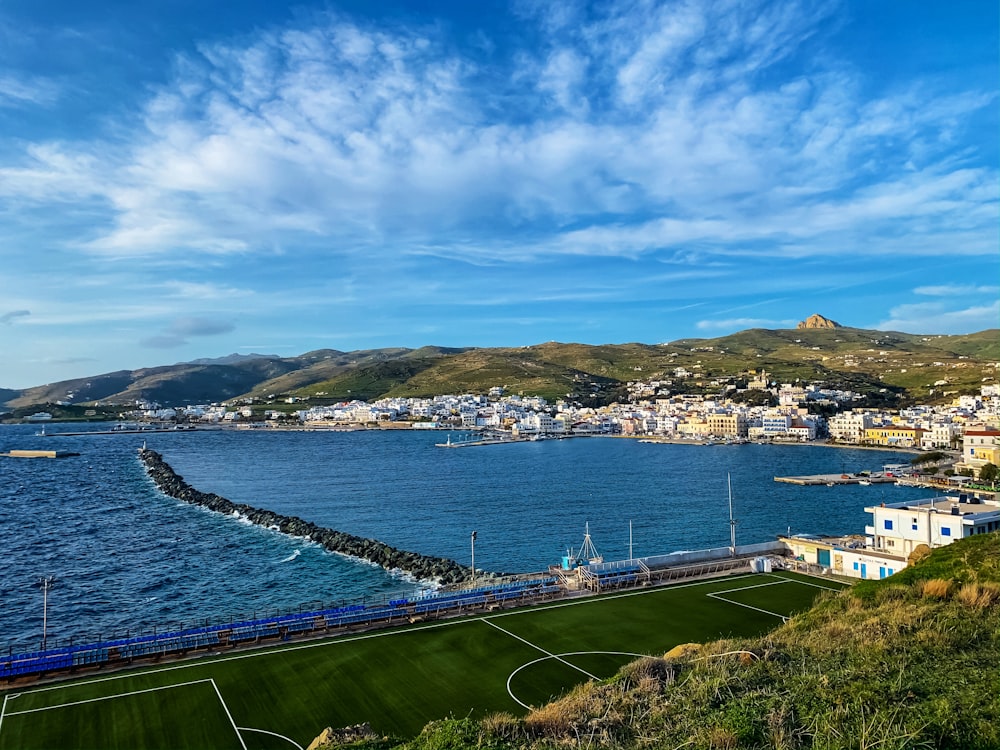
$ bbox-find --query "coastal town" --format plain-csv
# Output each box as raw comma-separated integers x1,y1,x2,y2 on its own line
70,367,997,472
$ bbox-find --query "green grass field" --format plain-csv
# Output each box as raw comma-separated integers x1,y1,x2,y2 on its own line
0,572,847,750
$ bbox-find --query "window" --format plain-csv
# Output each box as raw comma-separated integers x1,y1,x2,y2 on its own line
853,562,859,571
884,519,893,530
942,527,951,537
912,524,918,530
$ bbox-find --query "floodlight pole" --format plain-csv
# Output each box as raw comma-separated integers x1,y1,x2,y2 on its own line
728,473,737,557
39,576,55,650
471,530,477,585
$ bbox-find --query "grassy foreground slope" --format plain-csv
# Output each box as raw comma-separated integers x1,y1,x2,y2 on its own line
324,534,1000,750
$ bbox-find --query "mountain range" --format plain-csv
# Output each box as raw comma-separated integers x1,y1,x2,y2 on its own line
3,321,997,413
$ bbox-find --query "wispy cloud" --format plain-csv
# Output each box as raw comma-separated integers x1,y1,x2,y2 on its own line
696,317,797,331
0,309,30,324
0,74,58,107
876,301,1000,334
914,284,1000,297
141,316,235,348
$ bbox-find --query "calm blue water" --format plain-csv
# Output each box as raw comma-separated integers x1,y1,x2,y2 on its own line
0,424,930,652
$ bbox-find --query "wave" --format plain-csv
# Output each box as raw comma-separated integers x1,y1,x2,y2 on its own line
280,549,301,563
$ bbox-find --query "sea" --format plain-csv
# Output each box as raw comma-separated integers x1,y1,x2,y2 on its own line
0,424,934,653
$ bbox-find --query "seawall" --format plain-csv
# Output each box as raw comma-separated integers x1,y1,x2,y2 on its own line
138,448,472,585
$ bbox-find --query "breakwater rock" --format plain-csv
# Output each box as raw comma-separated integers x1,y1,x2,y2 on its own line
139,448,472,585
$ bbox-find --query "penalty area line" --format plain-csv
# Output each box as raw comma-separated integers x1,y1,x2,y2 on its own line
766,573,846,592
706,592,789,623
3,678,216,716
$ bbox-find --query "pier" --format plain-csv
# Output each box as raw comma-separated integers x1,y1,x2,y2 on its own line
774,473,895,486
1,449,80,458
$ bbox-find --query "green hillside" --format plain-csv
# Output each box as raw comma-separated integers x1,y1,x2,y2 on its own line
2,326,996,410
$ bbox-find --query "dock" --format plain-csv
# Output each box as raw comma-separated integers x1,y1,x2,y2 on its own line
1,449,81,458
436,436,519,448
774,473,895,486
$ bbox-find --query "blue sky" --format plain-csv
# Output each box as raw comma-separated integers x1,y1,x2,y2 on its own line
0,0,997,389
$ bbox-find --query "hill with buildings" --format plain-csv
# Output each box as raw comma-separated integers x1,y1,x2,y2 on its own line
2,325,996,411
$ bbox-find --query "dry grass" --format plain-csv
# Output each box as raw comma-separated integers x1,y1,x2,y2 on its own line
917,579,952,599
955,581,1000,609
480,712,524,742
523,682,606,739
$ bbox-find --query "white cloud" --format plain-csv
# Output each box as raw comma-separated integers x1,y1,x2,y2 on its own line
0,0,994,271
0,74,58,107
876,301,1000,334
914,284,1000,297
696,317,797,330
0,309,30,324
162,281,250,300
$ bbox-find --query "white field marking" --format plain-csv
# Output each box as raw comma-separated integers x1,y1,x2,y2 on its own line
0,693,8,738
211,679,248,750
3,679,215,716
237,727,304,750
706,592,788,623
483,620,599,682
484,572,768,622
766,572,847,592
505,651,645,710
710,579,791,596
6,573,772,702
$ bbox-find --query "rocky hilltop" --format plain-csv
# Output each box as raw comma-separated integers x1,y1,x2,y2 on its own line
797,313,841,329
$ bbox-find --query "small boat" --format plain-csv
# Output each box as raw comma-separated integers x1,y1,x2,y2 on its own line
858,480,872,486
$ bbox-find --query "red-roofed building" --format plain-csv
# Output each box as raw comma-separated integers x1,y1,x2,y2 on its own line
960,428,1000,477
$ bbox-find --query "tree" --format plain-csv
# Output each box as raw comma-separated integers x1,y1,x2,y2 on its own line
979,463,998,485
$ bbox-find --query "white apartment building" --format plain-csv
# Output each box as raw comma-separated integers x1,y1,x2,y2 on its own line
920,423,961,450
865,496,1000,557
782,494,1000,581
827,411,875,442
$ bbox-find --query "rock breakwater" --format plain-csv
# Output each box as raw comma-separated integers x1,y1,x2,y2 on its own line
139,448,471,585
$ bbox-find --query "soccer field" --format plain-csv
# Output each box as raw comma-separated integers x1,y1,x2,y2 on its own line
0,572,847,750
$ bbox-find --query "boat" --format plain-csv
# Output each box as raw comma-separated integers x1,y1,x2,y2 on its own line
858,479,872,486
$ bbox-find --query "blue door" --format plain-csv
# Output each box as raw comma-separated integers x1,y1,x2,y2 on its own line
860,563,867,579
817,549,831,566
879,567,886,579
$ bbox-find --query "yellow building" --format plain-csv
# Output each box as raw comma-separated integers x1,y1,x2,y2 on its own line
864,426,924,448
707,412,749,438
